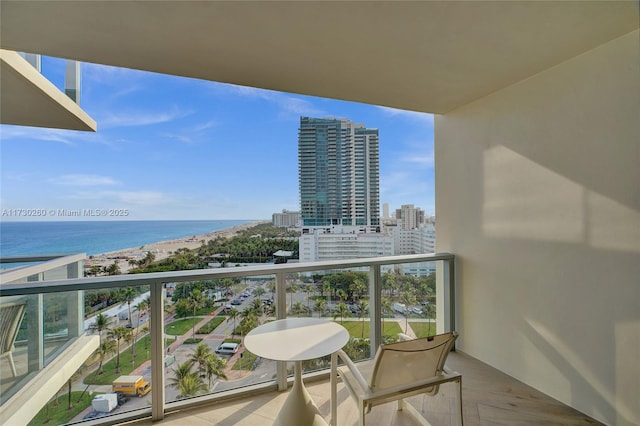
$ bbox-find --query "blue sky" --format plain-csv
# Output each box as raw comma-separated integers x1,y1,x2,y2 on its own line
0,57,434,221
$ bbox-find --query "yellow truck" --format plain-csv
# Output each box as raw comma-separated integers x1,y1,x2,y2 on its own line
112,375,151,397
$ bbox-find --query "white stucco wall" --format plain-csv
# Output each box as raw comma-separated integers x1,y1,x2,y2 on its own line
435,30,639,425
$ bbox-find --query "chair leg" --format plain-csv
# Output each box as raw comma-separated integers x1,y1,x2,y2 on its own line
330,353,337,426
456,377,464,426
359,401,367,426
397,398,405,411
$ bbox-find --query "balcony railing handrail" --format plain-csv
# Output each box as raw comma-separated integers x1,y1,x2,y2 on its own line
0,253,86,285
0,253,453,296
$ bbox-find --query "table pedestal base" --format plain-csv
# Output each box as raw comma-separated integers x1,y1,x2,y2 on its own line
274,361,328,426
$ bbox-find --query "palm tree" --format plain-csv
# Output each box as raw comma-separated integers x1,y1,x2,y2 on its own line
189,289,204,337
204,354,227,387
131,299,148,355
286,281,299,309
94,312,111,345
168,360,196,389
399,291,417,334
190,343,212,377
96,339,116,375
323,281,332,305
252,286,266,300
314,299,328,318
356,300,368,338
381,296,392,333
121,287,136,327
107,326,129,373
178,373,208,398
228,308,240,338
290,301,307,317
333,302,351,324
424,302,436,336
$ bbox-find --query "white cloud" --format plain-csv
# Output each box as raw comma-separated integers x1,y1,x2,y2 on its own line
98,108,189,128
376,106,434,125
68,190,171,206
49,174,120,186
213,83,324,118
402,152,434,168
0,125,77,146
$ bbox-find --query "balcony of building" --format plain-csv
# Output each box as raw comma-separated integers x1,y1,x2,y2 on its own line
1,2,638,426
0,253,604,426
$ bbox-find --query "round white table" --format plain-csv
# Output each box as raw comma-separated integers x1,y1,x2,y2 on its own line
244,318,349,426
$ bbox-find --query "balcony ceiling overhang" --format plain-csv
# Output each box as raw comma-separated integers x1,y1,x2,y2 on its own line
0,49,97,131
1,1,638,115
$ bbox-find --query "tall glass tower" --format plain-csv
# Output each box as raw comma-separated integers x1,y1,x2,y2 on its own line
298,117,380,227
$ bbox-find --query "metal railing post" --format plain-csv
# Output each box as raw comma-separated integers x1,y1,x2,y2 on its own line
150,281,165,420
275,271,288,391
369,264,382,352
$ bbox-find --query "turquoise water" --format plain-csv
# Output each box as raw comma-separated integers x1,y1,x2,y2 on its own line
0,220,253,257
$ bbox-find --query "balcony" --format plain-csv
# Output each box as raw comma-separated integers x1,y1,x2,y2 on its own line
0,253,602,425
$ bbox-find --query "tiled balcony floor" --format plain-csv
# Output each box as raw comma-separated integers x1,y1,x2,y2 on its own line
128,351,602,426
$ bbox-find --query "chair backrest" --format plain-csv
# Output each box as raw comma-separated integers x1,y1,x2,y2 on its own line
368,331,458,392
0,301,26,355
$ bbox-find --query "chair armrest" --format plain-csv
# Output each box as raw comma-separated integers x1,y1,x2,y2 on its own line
335,349,371,393
361,370,461,402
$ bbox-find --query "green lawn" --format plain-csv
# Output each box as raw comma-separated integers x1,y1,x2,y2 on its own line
232,350,257,371
84,335,151,385
338,320,402,338
408,321,436,338
28,391,98,426
165,318,201,335
197,317,226,334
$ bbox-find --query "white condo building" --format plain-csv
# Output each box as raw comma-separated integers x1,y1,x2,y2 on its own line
272,209,300,228
299,225,393,262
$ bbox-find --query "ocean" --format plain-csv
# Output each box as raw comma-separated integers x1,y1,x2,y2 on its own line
0,220,253,258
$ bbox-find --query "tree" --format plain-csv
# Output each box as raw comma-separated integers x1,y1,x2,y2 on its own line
228,308,240,338
399,291,417,334
356,300,369,338
104,262,121,275
177,374,208,398
131,299,148,356
313,299,327,318
107,326,130,373
190,343,212,377
94,312,111,345
168,360,196,389
290,301,307,317
96,339,116,375
189,289,204,337
252,286,266,300
423,302,436,336
204,354,227,387
286,281,299,309
350,278,367,302
121,287,136,328
333,302,351,324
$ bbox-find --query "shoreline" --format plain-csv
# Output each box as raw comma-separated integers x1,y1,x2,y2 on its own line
85,220,268,274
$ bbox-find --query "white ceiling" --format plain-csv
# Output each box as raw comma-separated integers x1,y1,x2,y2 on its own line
1,1,638,115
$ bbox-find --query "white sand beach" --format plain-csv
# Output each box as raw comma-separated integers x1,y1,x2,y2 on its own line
85,220,268,274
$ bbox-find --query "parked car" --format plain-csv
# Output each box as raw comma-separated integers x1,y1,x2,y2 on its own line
230,298,243,305
411,307,423,315
215,342,240,355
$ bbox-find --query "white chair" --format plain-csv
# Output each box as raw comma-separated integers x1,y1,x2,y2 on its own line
0,301,26,377
331,331,462,426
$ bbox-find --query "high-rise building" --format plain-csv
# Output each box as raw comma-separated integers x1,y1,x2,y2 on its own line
298,117,380,228
395,204,425,230
271,209,301,228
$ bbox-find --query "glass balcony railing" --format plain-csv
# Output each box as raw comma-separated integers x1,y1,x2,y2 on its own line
0,253,455,425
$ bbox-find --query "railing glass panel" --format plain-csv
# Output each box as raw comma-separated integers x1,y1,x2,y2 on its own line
0,253,454,425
